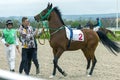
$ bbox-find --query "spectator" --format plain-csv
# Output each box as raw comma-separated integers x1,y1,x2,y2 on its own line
1,20,19,72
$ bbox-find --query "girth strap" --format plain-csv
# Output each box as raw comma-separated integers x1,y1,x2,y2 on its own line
67,27,73,49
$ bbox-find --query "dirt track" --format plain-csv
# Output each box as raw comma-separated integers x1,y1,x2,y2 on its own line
0,40,120,80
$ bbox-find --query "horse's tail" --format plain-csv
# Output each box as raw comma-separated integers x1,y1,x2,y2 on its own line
96,30,120,55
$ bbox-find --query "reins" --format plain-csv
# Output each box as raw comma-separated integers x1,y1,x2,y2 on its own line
41,21,65,36
37,22,45,45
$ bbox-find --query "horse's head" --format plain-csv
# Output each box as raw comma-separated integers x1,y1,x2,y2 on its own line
85,21,94,29
34,3,53,22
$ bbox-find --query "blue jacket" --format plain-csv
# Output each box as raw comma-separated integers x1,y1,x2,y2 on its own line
94,20,102,27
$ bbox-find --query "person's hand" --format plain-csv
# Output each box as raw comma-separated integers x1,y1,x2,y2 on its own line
16,45,20,54
16,45,19,49
5,43,9,47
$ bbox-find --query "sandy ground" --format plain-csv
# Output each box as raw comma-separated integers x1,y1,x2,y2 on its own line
0,40,120,80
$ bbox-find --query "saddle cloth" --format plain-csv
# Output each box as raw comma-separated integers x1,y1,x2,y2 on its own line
65,27,84,41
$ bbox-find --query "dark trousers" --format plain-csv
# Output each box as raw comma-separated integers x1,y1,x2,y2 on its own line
33,48,39,68
19,48,33,75
28,48,39,72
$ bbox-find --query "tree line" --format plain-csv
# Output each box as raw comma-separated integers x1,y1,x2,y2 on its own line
0,17,119,29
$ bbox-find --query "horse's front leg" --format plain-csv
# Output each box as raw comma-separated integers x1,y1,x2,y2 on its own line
49,48,67,78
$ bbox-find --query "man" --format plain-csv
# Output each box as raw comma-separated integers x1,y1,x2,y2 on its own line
1,20,19,72
93,17,102,31
18,17,42,75
18,17,37,75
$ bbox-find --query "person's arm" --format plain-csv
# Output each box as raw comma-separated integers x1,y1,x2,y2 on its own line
33,27,44,37
1,31,9,47
1,34,6,44
15,30,19,45
94,22,99,27
33,28,39,36
15,30,20,54
17,27,22,42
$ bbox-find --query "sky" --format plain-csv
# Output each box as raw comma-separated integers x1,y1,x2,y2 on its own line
0,0,119,17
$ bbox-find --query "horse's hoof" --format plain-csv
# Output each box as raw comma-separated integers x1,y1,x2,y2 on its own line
63,71,67,77
49,75,54,78
87,74,91,77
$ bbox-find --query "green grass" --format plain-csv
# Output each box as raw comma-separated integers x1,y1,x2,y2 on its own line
107,31,120,41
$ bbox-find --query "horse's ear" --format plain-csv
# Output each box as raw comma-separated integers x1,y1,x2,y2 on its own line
47,2,50,8
49,3,52,9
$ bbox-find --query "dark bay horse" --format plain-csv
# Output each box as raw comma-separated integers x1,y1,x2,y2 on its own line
86,21,116,38
34,3,120,78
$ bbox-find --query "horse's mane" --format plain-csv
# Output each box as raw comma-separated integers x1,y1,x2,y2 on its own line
53,7,65,25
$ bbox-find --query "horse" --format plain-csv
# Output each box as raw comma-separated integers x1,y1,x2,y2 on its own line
34,3,120,78
85,21,116,38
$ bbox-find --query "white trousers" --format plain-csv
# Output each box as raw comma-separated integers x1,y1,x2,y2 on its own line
5,44,16,70
93,26,100,31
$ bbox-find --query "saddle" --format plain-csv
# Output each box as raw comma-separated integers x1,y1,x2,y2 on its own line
65,26,84,41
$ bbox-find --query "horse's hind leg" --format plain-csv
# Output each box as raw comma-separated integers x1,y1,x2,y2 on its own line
89,56,97,76
86,59,91,74
82,48,97,76
82,49,91,74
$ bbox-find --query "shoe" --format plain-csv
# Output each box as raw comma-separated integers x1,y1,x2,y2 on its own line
36,68,40,74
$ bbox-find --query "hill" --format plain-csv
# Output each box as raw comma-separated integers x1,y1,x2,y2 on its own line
62,13,120,21
0,13,119,21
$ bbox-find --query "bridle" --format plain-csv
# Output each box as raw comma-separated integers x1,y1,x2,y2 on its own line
37,8,65,44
